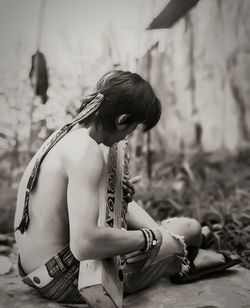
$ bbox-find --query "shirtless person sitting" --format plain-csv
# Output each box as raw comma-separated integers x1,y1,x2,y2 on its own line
14,70,240,304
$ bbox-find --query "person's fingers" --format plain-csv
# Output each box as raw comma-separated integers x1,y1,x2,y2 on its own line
127,193,132,200
127,185,135,196
129,176,142,185
123,179,134,190
141,258,151,270
122,184,133,194
123,175,141,185
126,254,147,264
125,250,143,259
141,251,156,271
124,196,133,204
125,250,147,264
130,185,135,195
122,184,134,198
122,176,140,201
123,178,135,187
140,244,161,271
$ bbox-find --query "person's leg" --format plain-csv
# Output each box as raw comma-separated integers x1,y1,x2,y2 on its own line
161,217,202,248
124,222,186,293
161,217,202,263
124,217,196,293
163,218,240,284
124,217,240,292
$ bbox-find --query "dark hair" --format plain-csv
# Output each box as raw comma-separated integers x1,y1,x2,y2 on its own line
77,70,161,132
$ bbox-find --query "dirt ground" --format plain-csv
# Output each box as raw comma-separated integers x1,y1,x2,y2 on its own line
0,241,249,308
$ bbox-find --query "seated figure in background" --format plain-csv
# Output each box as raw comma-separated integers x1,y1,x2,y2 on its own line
14,70,240,304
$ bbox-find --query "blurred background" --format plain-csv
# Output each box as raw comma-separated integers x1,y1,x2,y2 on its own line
0,0,250,265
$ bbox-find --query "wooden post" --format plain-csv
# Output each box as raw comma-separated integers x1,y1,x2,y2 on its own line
78,140,129,308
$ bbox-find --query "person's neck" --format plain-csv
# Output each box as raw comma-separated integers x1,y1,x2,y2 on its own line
75,122,103,145
89,124,103,145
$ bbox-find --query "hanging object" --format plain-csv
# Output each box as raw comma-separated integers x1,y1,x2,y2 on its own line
147,0,200,29
29,50,49,104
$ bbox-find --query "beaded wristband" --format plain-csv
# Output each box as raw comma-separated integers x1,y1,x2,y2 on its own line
140,228,157,252
141,228,150,252
149,229,157,248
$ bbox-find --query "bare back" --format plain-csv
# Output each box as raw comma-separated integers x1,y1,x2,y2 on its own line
15,127,106,274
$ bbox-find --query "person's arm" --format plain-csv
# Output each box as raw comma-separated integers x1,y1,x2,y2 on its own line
65,137,160,261
122,177,159,230
127,200,159,230
122,183,162,267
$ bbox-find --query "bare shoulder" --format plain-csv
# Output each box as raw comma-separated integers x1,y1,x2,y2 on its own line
61,129,104,179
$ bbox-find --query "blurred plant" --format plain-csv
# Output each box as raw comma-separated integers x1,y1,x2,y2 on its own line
134,148,250,268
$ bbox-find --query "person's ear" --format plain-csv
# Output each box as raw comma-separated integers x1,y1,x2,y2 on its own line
115,114,131,131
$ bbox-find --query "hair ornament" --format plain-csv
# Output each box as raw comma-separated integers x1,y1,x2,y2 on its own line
71,92,104,126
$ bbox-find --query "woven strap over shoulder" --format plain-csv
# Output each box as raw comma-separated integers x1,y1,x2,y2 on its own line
15,93,104,233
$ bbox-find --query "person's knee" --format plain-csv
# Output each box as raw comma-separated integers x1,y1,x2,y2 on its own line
165,217,202,247
182,218,202,246
185,218,201,234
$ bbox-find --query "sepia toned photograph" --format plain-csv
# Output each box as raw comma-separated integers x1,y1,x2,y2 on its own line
0,0,250,307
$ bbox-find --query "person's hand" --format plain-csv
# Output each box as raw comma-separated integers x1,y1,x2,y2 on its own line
124,228,163,272
122,176,141,203
125,250,147,264
124,249,147,274
140,228,163,271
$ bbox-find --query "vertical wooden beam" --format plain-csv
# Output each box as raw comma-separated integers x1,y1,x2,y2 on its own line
78,140,128,308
